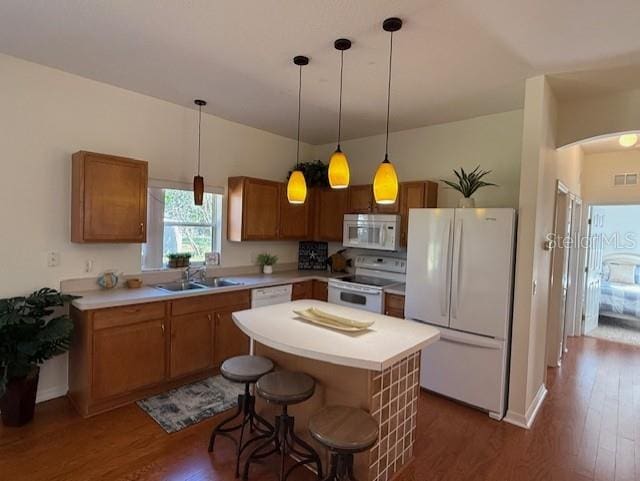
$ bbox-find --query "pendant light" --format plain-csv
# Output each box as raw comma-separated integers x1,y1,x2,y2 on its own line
328,38,352,189
193,99,206,206
373,17,402,205
287,55,309,204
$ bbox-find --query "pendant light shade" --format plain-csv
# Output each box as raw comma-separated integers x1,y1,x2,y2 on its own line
328,38,352,189
373,155,399,204
287,55,309,204
193,99,206,206
287,170,307,204
328,148,350,188
374,17,402,205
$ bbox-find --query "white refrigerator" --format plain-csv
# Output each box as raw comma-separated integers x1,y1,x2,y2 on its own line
405,208,516,420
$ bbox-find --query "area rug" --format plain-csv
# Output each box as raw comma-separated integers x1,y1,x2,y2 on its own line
137,375,243,433
587,319,640,347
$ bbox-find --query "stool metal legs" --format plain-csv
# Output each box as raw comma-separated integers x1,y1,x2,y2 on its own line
243,405,323,481
208,382,274,477
322,452,358,481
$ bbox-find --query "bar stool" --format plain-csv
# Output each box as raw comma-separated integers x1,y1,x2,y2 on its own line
308,406,379,481
208,355,275,477
242,370,323,481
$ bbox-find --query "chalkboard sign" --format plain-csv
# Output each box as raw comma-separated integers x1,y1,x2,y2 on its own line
298,241,328,271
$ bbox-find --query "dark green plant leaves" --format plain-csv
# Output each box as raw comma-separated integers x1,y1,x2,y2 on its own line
0,288,78,397
441,166,498,198
287,160,329,188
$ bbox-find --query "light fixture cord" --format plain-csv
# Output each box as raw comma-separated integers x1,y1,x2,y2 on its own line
385,31,394,159
197,103,202,175
296,64,302,167
338,49,344,147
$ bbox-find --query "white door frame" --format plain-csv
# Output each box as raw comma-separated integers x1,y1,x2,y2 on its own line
565,195,583,339
546,180,572,368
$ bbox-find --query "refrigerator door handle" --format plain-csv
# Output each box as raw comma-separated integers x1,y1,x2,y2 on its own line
440,333,502,350
440,220,452,317
451,219,463,320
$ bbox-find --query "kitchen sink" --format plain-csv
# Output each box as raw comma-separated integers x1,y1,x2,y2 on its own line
153,278,243,292
196,277,243,288
154,281,206,292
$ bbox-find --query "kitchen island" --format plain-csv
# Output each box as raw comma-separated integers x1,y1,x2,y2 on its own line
233,300,439,481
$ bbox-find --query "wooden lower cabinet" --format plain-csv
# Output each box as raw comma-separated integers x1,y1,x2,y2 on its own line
170,311,214,378
92,319,166,400
384,293,405,318
214,308,250,367
69,289,250,417
292,280,313,300
312,280,328,301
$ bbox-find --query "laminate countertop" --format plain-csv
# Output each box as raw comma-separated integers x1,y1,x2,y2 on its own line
233,300,440,371
70,270,344,311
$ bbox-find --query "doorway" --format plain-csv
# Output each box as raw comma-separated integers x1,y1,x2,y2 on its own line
582,204,640,346
546,181,584,367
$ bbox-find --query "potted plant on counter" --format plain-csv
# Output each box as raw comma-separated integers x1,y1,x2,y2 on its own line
257,253,278,275
441,166,497,208
0,288,77,426
167,253,192,268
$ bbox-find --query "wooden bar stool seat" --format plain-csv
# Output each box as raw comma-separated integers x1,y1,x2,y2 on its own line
256,370,315,405
208,355,274,478
309,406,379,481
243,371,322,481
221,354,275,383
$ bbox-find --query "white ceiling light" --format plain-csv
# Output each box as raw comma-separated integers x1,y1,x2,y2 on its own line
619,133,638,148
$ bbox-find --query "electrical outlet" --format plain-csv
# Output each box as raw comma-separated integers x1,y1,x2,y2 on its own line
85,260,94,273
47,251,60,267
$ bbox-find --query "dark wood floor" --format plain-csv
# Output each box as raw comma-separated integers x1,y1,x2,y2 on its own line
1,336,639,481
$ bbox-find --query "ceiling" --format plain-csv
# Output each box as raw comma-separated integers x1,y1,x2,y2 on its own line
2,0,640,144
580,133,640,154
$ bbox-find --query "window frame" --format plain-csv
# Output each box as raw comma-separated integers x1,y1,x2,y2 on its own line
142,179,224,270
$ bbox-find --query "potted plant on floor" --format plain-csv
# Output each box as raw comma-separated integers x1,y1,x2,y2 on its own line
257,253,278,275
0,288,77,426
441,166,497,208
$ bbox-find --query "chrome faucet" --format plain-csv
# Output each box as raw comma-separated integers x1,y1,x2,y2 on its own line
182,265,206,282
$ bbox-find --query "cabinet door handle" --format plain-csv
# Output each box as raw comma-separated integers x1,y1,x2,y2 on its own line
208,314,212,321
161,322,165,334
139,222,144,233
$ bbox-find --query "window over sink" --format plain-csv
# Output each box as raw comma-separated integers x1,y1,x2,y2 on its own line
142,181,223,269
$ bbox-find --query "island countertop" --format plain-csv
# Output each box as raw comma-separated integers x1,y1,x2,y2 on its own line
232,300,440,371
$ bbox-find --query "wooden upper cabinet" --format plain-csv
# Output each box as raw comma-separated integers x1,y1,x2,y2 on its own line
71,151,148,243
314,188,348,241
399,181,438,246
278,184,312,240
347,185,373,213
227,177,280,241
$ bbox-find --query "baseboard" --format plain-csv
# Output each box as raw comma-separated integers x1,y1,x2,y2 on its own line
504,383,547,429
36,385,68,404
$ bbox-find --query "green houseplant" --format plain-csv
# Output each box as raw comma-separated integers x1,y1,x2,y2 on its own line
167,252,192,268
257,253,278,274
287,160,330,188
0,288,77,426
441,166,497,208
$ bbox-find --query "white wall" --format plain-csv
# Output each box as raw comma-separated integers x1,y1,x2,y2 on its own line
0,52,314,297
0,53,314,401
582,150,640,204
557,88,640,147
593,205,640,257
313,110,524,208
506,77,587,427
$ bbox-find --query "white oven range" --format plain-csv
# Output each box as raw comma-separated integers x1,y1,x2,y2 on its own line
328,255,406,313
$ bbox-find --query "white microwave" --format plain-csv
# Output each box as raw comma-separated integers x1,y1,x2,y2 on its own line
342,214,400,251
